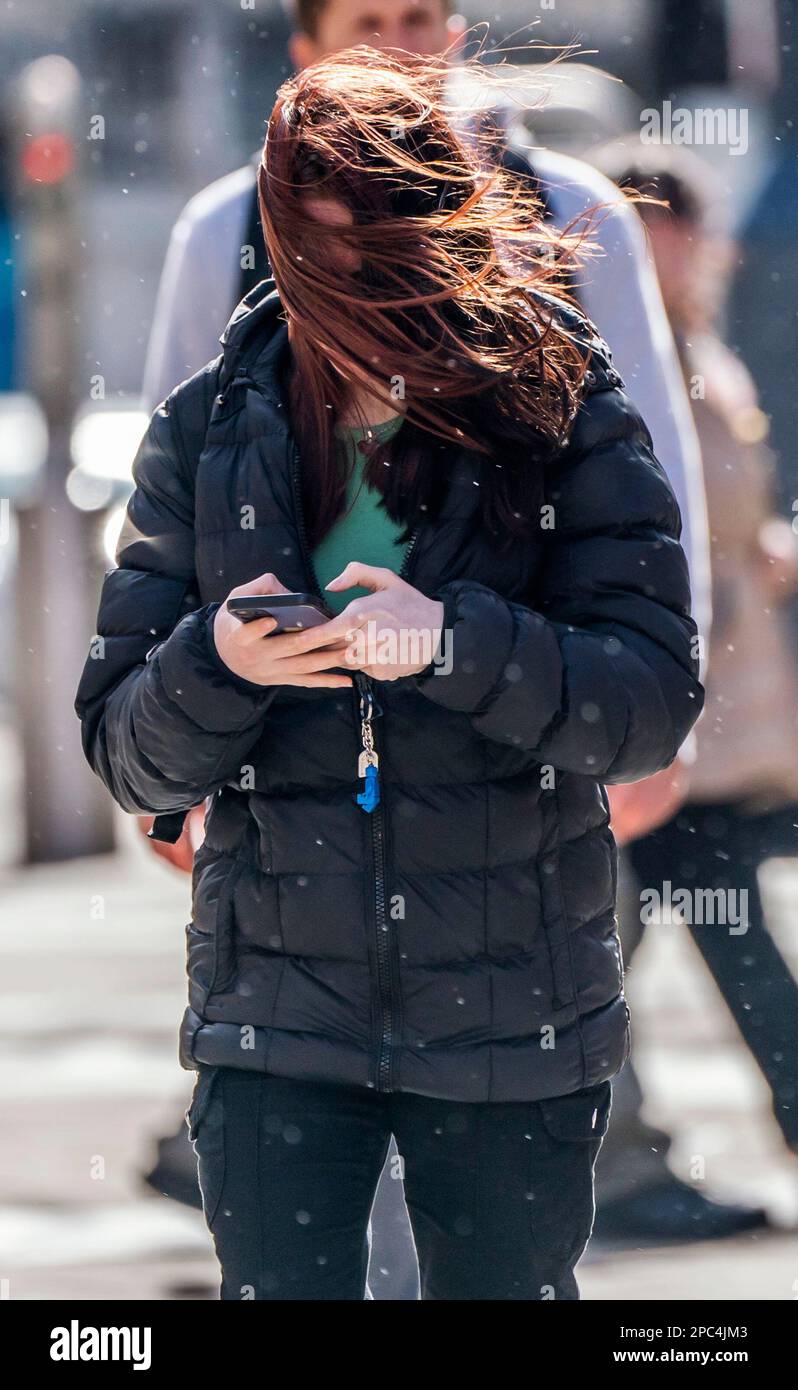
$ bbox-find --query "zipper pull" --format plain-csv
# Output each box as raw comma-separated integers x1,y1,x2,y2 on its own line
357,762,380,813
356,687,381,813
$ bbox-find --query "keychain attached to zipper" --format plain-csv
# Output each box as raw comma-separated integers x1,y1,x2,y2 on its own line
356,687,381,813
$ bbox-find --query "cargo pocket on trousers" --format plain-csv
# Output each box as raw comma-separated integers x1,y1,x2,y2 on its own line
185,1064,226,1228
527,1081,612,1268
539,1081,612,1145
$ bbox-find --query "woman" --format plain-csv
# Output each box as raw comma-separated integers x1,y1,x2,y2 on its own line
75,49,702,1300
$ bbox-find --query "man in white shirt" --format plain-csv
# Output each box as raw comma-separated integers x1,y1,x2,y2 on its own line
141,1,753,1278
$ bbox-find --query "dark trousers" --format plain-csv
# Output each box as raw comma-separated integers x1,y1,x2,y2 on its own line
187,1066,611,1301
627,799,798,1149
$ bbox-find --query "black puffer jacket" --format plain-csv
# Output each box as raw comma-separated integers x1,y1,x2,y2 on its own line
76,282,703,1102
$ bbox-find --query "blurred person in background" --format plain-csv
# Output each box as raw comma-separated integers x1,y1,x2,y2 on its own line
728,0,796,526
591,140,798,1239
138,0,723,1285
75,46,703,1302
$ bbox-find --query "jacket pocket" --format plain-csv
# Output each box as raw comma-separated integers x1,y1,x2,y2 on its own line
209,859,247,997
536,792,578,1011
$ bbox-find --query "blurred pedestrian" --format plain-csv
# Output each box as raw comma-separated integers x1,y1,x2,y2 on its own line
591,140,798,1238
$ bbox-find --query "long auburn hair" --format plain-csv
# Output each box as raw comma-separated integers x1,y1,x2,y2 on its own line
258,46,593,548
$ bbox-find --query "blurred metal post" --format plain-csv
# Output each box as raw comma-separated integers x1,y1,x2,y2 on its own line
12,55,115,861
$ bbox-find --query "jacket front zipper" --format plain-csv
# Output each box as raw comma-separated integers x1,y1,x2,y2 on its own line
354,670,394,1089
290,441,421,1092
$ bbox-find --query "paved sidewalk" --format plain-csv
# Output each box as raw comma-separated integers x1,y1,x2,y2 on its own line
2,826,797,1300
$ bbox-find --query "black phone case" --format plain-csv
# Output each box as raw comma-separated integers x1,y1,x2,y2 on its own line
227,594,332,631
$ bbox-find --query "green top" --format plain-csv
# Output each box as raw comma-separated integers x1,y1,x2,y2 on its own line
313,413,409,615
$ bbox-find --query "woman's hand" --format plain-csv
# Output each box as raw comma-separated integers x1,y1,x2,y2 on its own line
213,571,353,689
291,563,445,681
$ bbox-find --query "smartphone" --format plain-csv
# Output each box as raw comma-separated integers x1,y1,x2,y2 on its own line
226,593,333,634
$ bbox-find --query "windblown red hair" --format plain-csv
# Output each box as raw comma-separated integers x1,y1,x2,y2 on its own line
258,46,593,545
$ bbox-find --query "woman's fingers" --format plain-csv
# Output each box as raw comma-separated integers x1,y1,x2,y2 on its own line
288,673,353,688
228,571,291,599
235,615,279,645
277,646,357,675
237,621,355,655
265,589,395,657
281,606,373,654
325,562,396,594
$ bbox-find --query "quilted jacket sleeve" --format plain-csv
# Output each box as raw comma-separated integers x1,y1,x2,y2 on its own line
74,363,277,815
413,363,705,784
